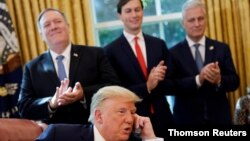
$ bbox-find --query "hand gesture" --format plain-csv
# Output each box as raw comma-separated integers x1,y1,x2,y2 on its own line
134,114,156,140
199,61,221,85
146,60,167,92
49,79,84,108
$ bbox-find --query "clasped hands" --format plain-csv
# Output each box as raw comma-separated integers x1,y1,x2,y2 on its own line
49,79,84,109
199,61,221,85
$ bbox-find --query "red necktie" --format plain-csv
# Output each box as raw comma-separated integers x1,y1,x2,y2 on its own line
134,37,154,114
134,37,147,78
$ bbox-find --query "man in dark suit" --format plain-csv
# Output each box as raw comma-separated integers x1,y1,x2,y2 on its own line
169,0,239,125
104,0,175,139
17,8,119,124
36,86,163,141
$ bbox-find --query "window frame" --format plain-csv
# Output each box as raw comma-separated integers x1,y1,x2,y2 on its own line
91,0,183,47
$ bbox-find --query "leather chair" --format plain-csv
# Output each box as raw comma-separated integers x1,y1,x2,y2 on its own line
0,118,47,141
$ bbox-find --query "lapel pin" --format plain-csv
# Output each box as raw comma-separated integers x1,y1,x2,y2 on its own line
209,46,214,50
73,53,78,57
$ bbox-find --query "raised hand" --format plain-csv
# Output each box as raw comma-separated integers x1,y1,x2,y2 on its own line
146,60,167,92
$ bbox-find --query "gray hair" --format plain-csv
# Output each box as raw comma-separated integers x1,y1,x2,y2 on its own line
182,0,206,19
37,8,68,33
88,86,141,123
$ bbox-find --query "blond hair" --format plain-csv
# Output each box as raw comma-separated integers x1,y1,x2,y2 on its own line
88,86,141,123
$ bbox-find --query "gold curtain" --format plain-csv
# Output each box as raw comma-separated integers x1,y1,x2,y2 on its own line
203,0,250,119
5,0,95,64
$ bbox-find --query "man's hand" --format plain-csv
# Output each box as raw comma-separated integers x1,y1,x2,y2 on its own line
49,79,84,108
49,79,69,109
146,60,167,92
199,62,221,85
57,82,84,106
134,114,156,140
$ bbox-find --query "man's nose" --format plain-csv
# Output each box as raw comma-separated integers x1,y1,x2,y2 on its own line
50,22,58,30
194,19,201,26
131,11,138,17
125,114,134,124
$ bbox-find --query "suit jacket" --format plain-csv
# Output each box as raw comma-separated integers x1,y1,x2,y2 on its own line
36,124,143,141
18,44,119,124
169,37,239,125
104,33,175,138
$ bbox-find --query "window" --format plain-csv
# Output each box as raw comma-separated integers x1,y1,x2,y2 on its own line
91,0,186,48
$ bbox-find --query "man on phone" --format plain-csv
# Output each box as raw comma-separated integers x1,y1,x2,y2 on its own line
36,85,163,141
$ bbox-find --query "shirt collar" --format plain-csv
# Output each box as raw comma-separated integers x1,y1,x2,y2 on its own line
93,125,106,141
186,36,206,48
50,43,71,60
123,30,144,43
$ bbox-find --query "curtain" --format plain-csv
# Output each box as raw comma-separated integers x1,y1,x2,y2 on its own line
203,0,250,119
5,0,95,64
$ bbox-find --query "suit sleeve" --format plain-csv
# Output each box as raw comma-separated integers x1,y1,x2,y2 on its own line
217,44,239,92
17,64,51,120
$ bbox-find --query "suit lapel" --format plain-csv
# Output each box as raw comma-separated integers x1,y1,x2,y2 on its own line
181,40,200,73
69,45,81,86
144,34,155,71
120,35,147,80
41,51,59,86
204,37,215,65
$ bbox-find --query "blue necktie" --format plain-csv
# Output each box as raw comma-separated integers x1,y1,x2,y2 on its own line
56,55,67,81
194,44,203,72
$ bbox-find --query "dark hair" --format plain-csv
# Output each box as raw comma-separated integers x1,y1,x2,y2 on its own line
117,0,144,14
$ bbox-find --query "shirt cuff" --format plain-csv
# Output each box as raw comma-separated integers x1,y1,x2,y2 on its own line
48,99,56,118
80,97,87,109
195,75,202,87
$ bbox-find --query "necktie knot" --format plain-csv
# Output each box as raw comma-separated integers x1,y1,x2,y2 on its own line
56,55,64,61
193,43,200,49
134,36,139,41
56,55,67,81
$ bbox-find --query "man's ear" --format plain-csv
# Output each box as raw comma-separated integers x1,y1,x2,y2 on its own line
94,109,103,124
39,31,45,41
